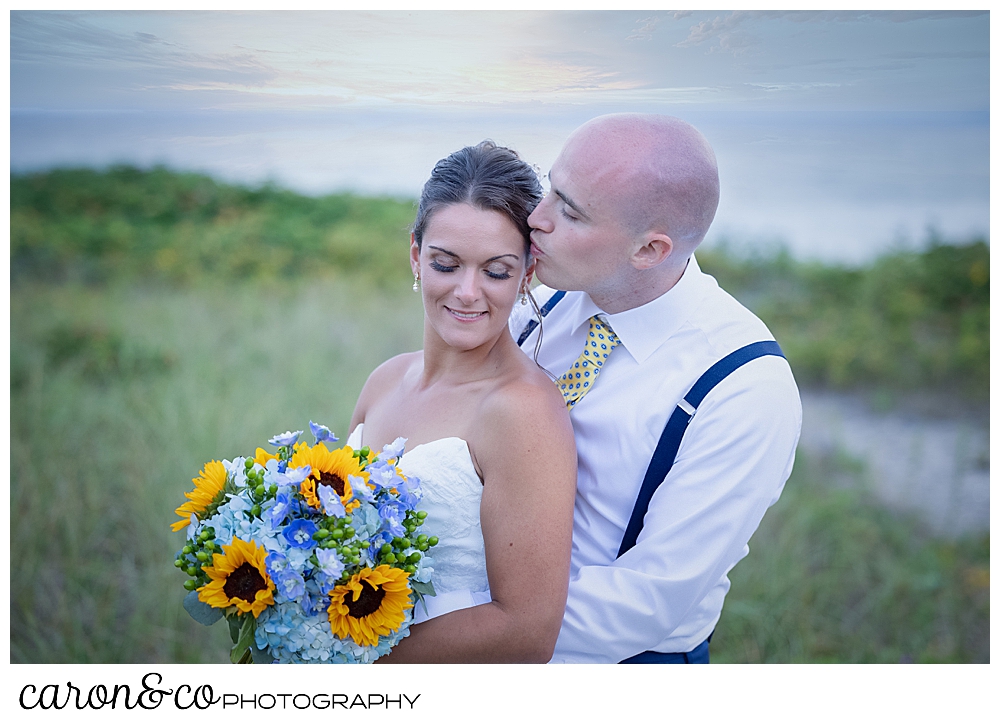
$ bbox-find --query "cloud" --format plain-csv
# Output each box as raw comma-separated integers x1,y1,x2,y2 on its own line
675,10,989,55
626,16,660,42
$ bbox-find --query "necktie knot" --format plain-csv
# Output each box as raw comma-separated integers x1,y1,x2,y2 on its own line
557,315,621,410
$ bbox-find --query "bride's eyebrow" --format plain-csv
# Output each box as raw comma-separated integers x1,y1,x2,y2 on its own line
427,245,458,258
426,246,519,263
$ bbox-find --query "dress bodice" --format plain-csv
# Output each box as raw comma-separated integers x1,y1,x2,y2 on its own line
346,424,491,623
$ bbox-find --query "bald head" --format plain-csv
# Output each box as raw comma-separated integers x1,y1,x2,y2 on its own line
564,114,720,250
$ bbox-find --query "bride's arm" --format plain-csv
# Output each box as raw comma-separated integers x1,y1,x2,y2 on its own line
379,377,577,663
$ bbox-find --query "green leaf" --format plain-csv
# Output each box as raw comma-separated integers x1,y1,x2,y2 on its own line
228,615,241,644
410,579,436,598
251,640,274,664
182,590,223,626
230,615,257,664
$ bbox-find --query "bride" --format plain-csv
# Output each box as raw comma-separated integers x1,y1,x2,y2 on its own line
346,141,577,663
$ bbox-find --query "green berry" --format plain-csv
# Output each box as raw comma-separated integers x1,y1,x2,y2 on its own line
384,553,397,564
250,504,262,517
407,552,421,564
196,551,209,562
428,536,439,547
343,527,355,538
186,566,199,576
244,458,254,470
182,545,193,555
254,484,266,497
416,510,428,520
183,579,198,591
380,543,393,555
360,447,370,457
330,529,344,540
400,538,411,549
174,558,185,568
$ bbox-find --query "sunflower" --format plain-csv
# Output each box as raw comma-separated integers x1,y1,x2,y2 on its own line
197,537,275,618
253,447,278,467
172,460,228,531
327,566,413,647
292,443,367,513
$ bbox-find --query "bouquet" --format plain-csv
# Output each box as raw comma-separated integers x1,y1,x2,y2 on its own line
173,421,437,663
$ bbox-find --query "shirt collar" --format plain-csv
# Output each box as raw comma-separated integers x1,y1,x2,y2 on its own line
565,254,716,365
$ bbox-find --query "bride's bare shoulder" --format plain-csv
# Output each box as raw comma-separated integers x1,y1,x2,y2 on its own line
478,360,573,448
351,352,421,426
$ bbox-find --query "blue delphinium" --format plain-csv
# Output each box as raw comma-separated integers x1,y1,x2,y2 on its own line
282,518,318,549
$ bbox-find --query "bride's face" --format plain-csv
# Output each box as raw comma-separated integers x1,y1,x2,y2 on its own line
411,203,531,352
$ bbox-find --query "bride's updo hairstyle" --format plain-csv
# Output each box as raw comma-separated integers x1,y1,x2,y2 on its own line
412,140,543,258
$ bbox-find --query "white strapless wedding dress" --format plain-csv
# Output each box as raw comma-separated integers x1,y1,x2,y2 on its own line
346,424,491,624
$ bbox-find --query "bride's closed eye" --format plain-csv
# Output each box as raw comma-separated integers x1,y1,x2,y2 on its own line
484,264,512,280
430,260,458,273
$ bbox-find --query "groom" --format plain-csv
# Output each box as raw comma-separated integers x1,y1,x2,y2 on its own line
513,114,802,663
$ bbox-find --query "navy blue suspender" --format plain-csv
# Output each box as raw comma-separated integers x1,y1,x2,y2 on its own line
616,340,785,557
516,300,786,558
516,290,566,346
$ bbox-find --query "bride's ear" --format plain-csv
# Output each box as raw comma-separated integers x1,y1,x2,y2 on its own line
523,257,536,289
409,235,420,275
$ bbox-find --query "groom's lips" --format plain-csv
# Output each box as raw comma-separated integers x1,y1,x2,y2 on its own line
529,241,543,257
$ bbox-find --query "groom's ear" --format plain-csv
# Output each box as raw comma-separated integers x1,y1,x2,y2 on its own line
630,232,673,270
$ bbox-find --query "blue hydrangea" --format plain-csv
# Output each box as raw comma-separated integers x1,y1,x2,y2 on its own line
223,457,249,488
255,601,414,664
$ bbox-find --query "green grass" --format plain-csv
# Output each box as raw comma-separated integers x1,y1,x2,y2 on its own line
11,278,424,663
12,167,989,397
10,280,989,663
698,238,989,396
11,166,416,287
713,451,989,663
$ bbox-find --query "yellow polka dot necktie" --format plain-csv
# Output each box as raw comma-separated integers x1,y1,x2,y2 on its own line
557,316,621,410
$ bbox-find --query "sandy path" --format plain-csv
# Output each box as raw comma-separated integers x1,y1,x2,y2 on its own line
797,390,990,538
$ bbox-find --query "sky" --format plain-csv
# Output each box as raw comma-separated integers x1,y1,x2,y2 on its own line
9,10,991,262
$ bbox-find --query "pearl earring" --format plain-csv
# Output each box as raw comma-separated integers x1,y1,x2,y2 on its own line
412,273,420,292
520,290,528,306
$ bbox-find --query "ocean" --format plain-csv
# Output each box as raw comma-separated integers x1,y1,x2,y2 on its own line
10,107,988,264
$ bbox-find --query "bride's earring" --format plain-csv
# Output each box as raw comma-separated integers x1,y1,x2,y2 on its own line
412,272,420,292
520,289,528,305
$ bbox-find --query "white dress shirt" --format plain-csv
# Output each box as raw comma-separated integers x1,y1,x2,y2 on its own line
510,255,802,663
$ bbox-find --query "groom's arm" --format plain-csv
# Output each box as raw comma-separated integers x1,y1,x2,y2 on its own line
552,360,802,663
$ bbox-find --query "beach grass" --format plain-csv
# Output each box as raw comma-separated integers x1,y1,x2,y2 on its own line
10,279,989,663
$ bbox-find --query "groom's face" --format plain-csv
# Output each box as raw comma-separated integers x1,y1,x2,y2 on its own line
527,135,636,296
